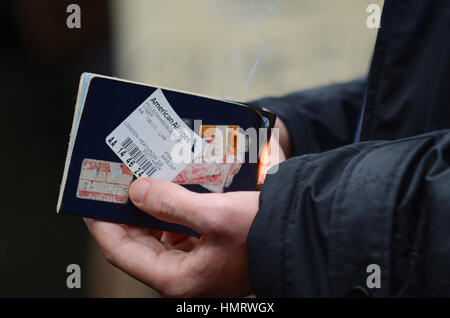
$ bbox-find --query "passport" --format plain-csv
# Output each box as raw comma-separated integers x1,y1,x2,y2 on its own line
57,73,275,235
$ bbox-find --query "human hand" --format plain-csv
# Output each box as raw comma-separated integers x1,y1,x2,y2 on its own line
84,179,259,297
85,137,285,297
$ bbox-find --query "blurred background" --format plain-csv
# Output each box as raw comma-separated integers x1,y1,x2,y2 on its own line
0,0,382,297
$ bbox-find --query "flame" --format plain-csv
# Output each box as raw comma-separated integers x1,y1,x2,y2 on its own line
257,141,271,186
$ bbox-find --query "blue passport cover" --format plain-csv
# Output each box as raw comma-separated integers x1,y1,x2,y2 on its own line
57,73,275,235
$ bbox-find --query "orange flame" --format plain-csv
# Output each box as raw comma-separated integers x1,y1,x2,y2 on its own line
257,141,271,187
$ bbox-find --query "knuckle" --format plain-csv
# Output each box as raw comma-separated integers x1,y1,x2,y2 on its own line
202,213,228,238
202,194,240,237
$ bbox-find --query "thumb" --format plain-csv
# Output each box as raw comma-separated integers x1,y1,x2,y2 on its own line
129,178,214,234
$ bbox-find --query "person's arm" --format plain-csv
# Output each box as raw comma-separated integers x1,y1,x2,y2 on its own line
85,129,450,297
248,129,450,297
252,78,366,157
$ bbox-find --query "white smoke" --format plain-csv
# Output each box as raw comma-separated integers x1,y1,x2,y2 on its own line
205,0,280,96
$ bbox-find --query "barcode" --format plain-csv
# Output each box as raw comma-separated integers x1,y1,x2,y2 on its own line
121,137,157,177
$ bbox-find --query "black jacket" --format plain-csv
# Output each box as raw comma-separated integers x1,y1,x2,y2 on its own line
248,0,450,297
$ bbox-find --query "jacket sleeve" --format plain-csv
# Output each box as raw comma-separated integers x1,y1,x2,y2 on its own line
247,129,450,297
250,78,366,156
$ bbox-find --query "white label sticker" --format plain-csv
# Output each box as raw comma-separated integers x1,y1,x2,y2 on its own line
105,88,202,181
77,159,133,204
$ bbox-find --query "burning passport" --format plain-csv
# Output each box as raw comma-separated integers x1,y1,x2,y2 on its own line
173,125,246,193
57,73,275,234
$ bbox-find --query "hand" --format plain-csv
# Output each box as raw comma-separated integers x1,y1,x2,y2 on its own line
85,138,285,297
85,179,259,297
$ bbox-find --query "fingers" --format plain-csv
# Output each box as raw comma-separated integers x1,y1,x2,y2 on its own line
173,236,199,252
161,232,189,245
84,218,161,259
84,218,185,290
120,224,165,247
129,178,222,236
161,232,199,252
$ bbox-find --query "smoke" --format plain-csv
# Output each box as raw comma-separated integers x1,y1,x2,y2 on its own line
205,0,280,96
205,0,279,24
246,11,266,89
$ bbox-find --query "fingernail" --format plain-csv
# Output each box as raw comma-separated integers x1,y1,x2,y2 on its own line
130,179,151,203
